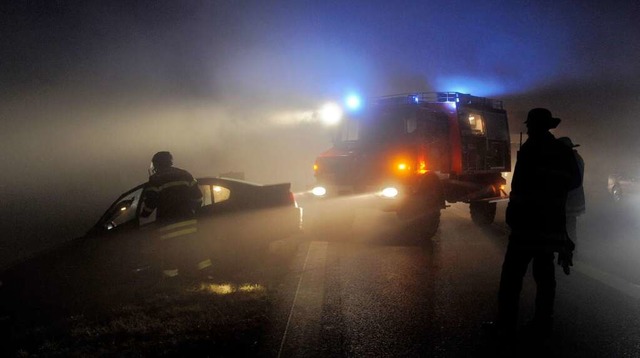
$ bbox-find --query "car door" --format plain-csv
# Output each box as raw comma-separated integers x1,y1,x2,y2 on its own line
82,185,159,288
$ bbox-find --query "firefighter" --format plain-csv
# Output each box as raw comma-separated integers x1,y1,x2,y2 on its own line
140,151,211,279
486,108,581,340
558,137,586,250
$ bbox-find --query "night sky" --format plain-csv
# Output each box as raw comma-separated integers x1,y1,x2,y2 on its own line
1,0,639,265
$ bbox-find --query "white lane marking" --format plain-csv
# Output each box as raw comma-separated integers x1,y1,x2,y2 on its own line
278,241,328,358
573,260,640,300
278,244,312,358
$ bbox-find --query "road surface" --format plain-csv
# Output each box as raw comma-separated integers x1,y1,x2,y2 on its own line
262,198,640,357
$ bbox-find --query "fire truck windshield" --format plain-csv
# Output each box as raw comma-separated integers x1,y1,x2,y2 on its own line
338,116,360,143
336,110,413,147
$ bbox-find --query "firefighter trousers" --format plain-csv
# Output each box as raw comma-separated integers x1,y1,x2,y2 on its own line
155,218,212,278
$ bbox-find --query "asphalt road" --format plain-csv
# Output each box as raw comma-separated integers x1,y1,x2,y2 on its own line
262,198,640,357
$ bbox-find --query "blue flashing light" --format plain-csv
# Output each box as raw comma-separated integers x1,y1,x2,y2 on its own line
412,95,419,104
434,76,505,97
345,94,362,111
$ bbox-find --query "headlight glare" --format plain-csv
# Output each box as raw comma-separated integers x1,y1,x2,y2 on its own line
381,187,399,198
312,186,327,196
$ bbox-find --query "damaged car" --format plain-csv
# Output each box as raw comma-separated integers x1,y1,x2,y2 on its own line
0,177,302,319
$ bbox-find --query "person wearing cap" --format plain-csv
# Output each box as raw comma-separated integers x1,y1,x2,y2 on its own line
558,137,586,249
489,108,582,340
140,151,211,279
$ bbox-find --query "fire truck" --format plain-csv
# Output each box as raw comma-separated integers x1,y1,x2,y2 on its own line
311,92,511,235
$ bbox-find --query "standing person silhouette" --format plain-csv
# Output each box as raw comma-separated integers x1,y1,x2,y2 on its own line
488,108,581,341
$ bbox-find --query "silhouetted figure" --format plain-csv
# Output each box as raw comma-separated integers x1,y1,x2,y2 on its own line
141,151,203,222
141,151,210,278
558,137,586,250
494,109,581,340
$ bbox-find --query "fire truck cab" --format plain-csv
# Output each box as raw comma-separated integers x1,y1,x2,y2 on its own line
312,92,511,234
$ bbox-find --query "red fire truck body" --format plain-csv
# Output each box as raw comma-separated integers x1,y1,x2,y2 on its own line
312,92,511,231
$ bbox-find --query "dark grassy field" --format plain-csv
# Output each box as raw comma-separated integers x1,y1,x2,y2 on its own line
2,236,301,357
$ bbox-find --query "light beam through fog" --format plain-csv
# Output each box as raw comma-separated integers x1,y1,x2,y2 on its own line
1,0,640,270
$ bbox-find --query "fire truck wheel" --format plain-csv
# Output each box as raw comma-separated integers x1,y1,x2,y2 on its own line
470,201,497,226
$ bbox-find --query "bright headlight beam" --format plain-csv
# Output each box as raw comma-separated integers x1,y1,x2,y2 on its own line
319,102,343,126
312,186,327,196
381,187,399,198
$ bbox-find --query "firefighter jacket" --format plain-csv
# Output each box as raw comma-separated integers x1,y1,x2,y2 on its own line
140,167,203,222
506,131,582,249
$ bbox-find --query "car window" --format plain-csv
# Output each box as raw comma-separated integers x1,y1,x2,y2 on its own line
213,185,231,203
200,185,213,206
104,188,143,230
138,207,156,227
199,184,231,207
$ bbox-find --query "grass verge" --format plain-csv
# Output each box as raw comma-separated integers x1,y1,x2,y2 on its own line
4,236,301,357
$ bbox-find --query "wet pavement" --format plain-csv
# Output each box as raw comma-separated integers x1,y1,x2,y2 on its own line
263,199,640,357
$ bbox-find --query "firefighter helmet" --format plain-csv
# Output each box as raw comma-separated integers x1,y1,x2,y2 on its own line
150,151,173,174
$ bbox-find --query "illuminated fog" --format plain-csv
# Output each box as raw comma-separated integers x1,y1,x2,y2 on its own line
1,0,639,267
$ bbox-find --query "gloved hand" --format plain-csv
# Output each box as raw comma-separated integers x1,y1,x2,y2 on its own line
558,251,573,275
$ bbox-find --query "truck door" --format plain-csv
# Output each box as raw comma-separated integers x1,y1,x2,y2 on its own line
457,109,510,173
417,109,450,172
458,109,488,172
482,110,511,171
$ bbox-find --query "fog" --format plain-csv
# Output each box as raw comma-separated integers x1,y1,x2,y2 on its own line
2,0,639,267
0,92,334,266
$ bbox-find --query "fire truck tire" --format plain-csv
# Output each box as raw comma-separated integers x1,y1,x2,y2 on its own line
470,201,497,226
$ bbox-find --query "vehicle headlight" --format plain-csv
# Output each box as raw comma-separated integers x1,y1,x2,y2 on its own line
312,186,327,197
319,103,343,126
381,187,399,198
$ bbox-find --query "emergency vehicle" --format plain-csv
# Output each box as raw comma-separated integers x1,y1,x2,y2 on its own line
312,92,511,235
